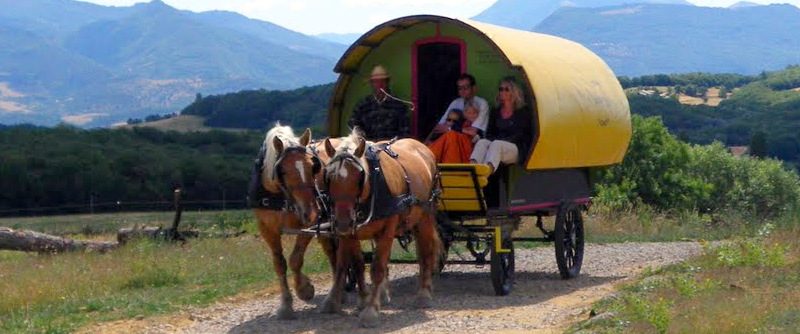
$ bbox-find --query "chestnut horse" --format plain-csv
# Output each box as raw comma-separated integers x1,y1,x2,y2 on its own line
252,125,338,320
322,131,441,327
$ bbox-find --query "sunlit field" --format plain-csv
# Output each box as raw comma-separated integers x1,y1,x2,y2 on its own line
0,206,794,333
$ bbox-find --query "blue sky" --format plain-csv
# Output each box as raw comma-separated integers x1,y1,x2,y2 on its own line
78,0,800,35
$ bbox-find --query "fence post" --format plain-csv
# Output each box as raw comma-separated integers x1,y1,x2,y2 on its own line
171,188,183,231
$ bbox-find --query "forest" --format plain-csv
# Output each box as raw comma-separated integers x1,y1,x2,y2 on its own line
0,126,262,216
2,66,799,216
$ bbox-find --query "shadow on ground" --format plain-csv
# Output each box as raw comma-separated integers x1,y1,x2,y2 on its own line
228,266,620,334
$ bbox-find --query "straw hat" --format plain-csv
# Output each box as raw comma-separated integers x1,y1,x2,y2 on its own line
369,65,390,80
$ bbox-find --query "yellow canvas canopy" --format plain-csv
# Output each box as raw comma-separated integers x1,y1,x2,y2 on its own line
328,15,631,170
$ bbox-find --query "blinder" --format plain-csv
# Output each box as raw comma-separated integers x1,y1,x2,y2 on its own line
273,146,322,186
326,153,367,196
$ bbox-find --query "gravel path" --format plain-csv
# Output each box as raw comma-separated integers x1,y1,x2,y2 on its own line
104,242,704,334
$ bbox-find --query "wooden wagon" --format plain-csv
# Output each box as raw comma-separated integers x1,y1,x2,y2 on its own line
325,15,631,295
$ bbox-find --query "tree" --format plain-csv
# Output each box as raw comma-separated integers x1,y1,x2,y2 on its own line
750,131,768,158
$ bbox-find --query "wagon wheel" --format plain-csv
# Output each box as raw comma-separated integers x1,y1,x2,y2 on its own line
554,204,584,279
490,235,515,296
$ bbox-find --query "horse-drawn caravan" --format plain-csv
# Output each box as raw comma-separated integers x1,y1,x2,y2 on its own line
252,15,631,327
326,15,631,294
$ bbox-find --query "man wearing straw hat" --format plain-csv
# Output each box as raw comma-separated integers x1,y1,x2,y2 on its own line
348,65,410,141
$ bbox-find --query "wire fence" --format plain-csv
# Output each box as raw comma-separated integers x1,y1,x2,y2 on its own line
0,199,249,218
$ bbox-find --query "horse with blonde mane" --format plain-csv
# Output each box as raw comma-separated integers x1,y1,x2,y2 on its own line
321,129,441,327
250,124,340,319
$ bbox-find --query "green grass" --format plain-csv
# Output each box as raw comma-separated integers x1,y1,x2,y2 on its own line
1,206,794,333
0,224,332,334
583,205,762,243
568,219,800,334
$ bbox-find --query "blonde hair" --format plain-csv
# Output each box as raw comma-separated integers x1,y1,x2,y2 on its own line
496,77,525,110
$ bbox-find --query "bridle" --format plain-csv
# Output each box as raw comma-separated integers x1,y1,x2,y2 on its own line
273,146,323,215
326,152,371,233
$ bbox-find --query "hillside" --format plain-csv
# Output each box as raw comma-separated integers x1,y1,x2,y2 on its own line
0,0,340,127
180,83,334,133
626,66,800,164
534,4,800,76
472,0,690,31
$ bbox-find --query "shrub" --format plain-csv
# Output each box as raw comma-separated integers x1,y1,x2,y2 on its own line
595,115,800,217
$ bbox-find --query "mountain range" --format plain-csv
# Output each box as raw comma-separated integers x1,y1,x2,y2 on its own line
472,0,692,31
474,0,800,76
1,0,800,127
0,0,344,127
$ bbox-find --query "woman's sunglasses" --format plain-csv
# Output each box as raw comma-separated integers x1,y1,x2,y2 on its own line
498,86,511,92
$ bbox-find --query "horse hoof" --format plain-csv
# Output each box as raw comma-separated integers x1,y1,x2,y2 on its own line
380,289,391,306
356,295,368,311
414,292,433,309
358,307,380,328
276,305,296,320
320,297,341,314
296,282,315,302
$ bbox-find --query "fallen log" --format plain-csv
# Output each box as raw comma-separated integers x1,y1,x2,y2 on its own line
0,226,118,253
116,225,199,245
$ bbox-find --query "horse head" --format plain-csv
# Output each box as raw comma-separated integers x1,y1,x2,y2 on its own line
324,131,369,235
269,127,322,225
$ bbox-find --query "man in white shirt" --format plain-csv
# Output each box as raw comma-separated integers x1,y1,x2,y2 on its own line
430,73,489,141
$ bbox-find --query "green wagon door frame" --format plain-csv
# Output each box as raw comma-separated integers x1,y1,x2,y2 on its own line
411,35,466,138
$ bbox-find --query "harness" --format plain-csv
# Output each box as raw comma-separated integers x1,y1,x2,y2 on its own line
356,142,418,222
247,144,288,210
325,139,419,231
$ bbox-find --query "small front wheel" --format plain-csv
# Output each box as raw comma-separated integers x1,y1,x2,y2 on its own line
490,236,515,296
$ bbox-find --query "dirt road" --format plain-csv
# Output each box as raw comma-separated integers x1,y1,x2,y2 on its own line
92,241,703,333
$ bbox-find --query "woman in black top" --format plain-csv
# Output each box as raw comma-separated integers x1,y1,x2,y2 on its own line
469,77,532,173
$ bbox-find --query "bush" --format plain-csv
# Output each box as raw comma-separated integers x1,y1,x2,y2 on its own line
595,115,800,217
690,142,800,216
594,115,711,211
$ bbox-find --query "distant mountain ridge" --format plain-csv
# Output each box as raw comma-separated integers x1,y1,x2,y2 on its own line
534,4,800,76
472,0,691,31
0,0,346,127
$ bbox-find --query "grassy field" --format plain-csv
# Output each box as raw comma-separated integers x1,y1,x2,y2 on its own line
569,215,800,333
0,207,793,333
0,210,255,237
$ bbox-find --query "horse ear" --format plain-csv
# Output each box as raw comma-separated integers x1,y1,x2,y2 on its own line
353,138,366,158
299,128,312,146
273,136,284,153
324,138,336,158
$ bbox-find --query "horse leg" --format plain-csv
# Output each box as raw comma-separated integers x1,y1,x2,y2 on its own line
288,233,316,302
317,236,337,275
359,218,398,328
351,240,369,310
255,210,295,320
378,265,391,306
413,212,441,309
320,237,354,314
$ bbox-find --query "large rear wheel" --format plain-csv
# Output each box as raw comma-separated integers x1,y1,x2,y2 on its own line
554,204,584,279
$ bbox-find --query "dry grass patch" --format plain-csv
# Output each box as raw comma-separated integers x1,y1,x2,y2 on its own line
570,223,800,333
0,233,331,334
